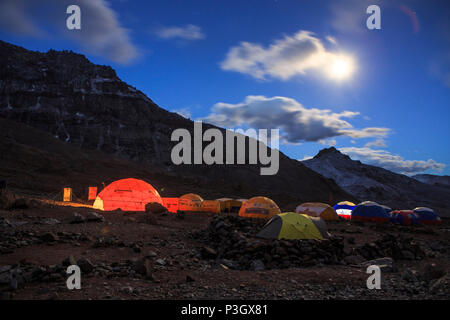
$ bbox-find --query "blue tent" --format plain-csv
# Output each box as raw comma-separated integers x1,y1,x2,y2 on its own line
351,201,390,222
413,207,441,225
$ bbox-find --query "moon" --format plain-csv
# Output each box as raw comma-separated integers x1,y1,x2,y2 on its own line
328,55,355,80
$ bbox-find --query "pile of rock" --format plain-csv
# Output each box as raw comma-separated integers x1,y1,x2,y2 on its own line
355,234,426,261
194,215,346,270
194,216,441,272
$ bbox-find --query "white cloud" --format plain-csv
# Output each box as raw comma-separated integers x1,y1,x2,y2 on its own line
173,108,191,119
154,24,205,41
0,0,139,64
330,0,375,34
202,95,390,144
364,139,387,148
220,30,355,81
339,147,446,175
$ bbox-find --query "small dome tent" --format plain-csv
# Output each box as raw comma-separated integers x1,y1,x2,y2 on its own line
333,201,356,220
351,201,390,223
257,212,329,240
413,207,442,225
239,196,280,219
295,202,339,221
178,193,203,212
390,210,420,226
93,178,163,212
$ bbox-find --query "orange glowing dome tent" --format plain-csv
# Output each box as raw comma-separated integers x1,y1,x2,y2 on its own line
238,196,281,219
178,193,203,212
295,202,339,221
93,178,163,212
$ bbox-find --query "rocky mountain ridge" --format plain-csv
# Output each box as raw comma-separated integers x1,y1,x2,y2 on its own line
302,147,450,216
0,40,353,206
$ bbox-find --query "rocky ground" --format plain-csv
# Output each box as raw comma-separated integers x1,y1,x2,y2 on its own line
0,196,449,300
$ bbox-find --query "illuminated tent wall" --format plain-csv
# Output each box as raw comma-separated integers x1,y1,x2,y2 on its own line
238,196,281,219
178,193,203,212
93,178,163,212
295,202,339,221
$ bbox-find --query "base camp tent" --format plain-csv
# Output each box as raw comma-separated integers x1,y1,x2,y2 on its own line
93,178,163,212
351,201,390,223
295,202,339,221
239,196,281,219
178,193,203,212
216,198,244,213
413,207,442,225
201,200,221,214
256,212,329,240
333,201,355,220
390,210,420,225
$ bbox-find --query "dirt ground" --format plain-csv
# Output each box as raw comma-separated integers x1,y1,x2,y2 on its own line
0,200,449,300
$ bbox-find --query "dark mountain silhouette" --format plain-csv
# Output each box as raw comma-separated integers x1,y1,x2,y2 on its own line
0,40,354,207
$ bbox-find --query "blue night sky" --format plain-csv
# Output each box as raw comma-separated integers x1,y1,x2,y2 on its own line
1,0,449,175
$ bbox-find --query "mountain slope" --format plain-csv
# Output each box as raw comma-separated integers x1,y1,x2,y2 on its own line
302,147,450,217
413,174,450,189
0,40,355,206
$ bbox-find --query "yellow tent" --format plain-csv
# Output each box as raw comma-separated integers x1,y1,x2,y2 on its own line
295,202,339,221
179,193,203,212
257,212,329,240
239,196,281,219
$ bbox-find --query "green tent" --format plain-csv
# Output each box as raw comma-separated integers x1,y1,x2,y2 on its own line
256,212,329,240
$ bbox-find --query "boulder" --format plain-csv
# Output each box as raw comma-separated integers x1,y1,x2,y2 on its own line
86,212,105,222
77,258,94,273
69,213,85,224
250,259,265,271
145,202,167,214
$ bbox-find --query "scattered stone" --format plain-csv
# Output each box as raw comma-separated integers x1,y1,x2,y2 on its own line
62,255,77,267
250,259,265,271
359,257,394,272
86,212,105,222
422,263,446,282
146,251,157,258
186,274,196,282
344,255,365,265
145,202,167,214
202,246,217,259
40,232,59,242
40,218,61,225
121,286,133,294
69,213,85,224
77,258,94,273
401,268,419,283
155,259,166,266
